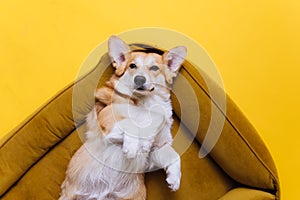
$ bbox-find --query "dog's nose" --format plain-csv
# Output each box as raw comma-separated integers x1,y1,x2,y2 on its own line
134,75,146,86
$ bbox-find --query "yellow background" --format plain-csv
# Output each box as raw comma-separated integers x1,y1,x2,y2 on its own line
0,1,299,199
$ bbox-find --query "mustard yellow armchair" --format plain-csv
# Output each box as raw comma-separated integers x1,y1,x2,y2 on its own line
0,44,279,200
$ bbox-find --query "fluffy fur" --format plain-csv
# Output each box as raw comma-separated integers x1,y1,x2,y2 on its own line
59,36,187,200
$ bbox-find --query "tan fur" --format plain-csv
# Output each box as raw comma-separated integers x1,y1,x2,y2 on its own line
121,175,146,200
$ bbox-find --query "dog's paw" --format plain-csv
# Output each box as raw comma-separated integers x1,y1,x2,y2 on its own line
142,143,151,153
139,140,152,154
123,135,139,158
166,160,181,191
166,172,181,191
122,145,138,158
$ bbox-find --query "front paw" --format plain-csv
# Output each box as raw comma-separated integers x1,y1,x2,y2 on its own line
123,134,139,158
139,140,153,154
166,160,181,191
122,145,138,158
166,171,181,191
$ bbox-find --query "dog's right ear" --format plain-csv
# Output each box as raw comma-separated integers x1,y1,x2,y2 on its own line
108,35,131,76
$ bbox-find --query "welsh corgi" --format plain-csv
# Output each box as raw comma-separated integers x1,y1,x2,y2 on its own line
59,36,187,200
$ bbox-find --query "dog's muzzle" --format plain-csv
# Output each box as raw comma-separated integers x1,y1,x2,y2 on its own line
133,75,154,92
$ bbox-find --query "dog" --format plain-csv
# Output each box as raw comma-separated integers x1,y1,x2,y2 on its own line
59,36,187,200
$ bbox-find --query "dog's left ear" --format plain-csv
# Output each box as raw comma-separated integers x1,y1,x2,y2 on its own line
108,35,131,75
163,46,187,84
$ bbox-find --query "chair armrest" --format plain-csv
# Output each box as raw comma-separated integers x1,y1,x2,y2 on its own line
0,85,75,196
172,60,279,197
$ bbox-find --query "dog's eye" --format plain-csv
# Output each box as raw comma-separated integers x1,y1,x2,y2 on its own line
129,63,137,69
150,66,159,71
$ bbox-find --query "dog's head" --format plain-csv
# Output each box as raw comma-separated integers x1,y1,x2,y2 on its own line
108,36,187,97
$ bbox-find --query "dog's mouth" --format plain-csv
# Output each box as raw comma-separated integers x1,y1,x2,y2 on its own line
136,86,145,91
134,85,155,93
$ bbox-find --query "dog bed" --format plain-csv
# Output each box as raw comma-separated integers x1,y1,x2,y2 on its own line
0,44,279,200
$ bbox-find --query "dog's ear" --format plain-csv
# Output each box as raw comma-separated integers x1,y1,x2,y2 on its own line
163,46,187,84
108,35,131,75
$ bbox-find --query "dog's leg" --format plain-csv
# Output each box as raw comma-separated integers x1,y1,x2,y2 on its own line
113,119,140,158
59,146,92,200
128,183,146,200
138,111,165,154
120,174,146,200
59,180,74,200
104,123,124,144
150,144,181,191
123,133,139,158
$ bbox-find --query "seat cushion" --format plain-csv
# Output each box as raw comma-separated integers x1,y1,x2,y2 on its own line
1,119,237,200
